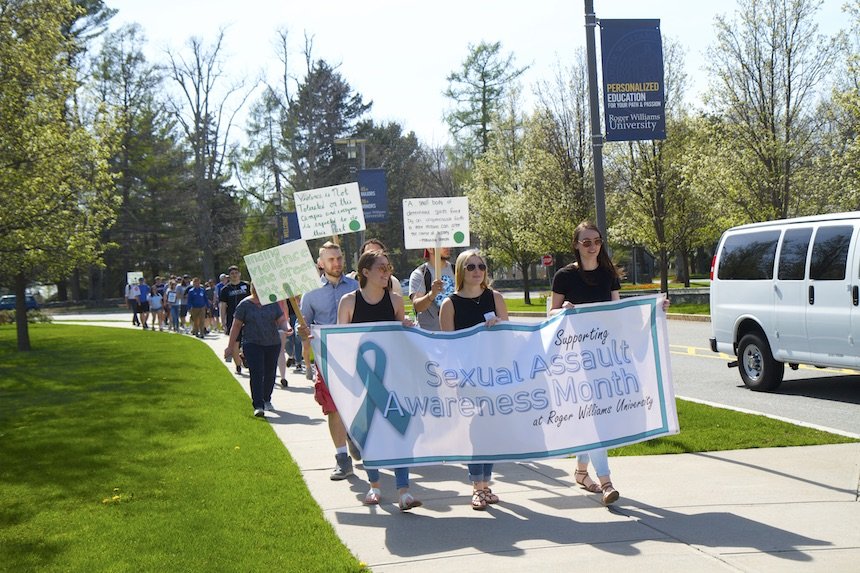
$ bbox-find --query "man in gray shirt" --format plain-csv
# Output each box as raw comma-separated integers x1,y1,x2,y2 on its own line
299,242,360,480
408,246,455,331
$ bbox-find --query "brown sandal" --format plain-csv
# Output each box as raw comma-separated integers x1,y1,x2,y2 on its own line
574,470,601,493
471,489,488,510
483,487,499,504
601,481,620,505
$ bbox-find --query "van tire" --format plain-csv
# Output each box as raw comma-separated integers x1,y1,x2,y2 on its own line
737,333,784,391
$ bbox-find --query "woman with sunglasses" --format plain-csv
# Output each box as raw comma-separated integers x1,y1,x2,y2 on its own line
439,249,510,510
548,221,622,505
337,249,423,512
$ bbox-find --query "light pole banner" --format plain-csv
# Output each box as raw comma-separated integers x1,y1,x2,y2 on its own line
600,19,666,141
402,197,470,249
243,240,321,304
357,169,389,223
310,295,678,468
294,182,366,239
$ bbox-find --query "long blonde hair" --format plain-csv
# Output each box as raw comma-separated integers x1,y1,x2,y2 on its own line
454,249,490,291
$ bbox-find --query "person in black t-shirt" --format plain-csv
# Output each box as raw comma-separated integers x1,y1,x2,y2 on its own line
220,265,250,373
549,221,623,506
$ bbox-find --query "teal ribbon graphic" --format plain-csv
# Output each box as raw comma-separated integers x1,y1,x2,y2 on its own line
349,341,410,448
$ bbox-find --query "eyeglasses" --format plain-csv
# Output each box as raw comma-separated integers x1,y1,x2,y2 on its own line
577,238,603,248
465,263,487,271
372,264,394,273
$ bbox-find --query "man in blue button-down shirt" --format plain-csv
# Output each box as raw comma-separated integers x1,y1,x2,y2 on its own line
300,242,359,481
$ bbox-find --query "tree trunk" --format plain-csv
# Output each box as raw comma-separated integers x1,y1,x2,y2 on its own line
659,248,669,293
521,261,532,305
57,279,68,302
15,272,31,351
70,269,82,301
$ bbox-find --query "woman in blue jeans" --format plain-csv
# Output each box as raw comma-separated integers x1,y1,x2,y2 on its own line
439,249,510,510
224,283,292,417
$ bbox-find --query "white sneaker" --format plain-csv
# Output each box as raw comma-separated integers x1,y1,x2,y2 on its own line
264,401,274,411
253,408,265,417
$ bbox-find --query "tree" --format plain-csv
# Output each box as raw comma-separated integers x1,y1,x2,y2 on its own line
166,30,252,280
705,0,839,222
0,0,117,350
444,41,527,162
88,23,193,294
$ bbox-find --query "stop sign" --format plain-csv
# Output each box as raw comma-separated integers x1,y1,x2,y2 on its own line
541,254,553,266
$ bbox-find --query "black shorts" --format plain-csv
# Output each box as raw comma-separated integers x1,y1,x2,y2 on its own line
138,301,150,312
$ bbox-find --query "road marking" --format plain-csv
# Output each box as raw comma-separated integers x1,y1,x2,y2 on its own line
669,345,857,374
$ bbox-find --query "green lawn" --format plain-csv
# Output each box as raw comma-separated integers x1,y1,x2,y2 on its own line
0,324,364,573
1,325,853,571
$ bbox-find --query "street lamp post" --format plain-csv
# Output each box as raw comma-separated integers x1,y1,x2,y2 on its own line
334,137,367,268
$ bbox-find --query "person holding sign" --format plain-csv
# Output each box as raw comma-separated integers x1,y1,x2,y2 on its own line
408,247,454,331
439,249,509,510
298,242,360,481
337,249,422,511
224,283,292,417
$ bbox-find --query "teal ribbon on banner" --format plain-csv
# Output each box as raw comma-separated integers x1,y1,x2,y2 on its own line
349,340,410,448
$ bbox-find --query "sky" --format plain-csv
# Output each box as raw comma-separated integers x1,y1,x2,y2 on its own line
104,0,848,146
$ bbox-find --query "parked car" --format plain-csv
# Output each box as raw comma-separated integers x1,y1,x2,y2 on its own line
0,294,39,311
709,211,860,391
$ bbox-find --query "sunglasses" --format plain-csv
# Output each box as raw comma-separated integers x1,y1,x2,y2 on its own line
465,263,487,271
372,264,394,273
577,238,603,248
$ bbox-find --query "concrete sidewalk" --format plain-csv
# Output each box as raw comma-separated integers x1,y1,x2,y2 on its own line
56,316,860,572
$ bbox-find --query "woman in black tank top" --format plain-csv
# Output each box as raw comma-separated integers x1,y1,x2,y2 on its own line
439,249,509,510
337,250,422,512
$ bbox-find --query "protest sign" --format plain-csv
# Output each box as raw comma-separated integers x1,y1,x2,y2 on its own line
126,271,143,285
243,240,321,304
402,197,470,249
294,182,366,240
310,295,678,468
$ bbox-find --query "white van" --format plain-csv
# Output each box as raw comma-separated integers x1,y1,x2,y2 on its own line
709,211,860,391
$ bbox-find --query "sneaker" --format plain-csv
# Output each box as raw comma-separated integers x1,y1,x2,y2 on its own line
286,357,295,368
264,401,274,411
293,364,304,374
280,378,288,388
330,453,353,481
253,408,265,417
347,436,361,461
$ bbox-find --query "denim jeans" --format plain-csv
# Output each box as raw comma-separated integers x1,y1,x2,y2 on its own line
467,463,494,483
577,448,610,477
242,342,280,409
170,305,180,330
366,467,410,490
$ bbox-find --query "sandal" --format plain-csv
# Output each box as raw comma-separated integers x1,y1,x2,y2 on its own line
398,492,422,511
574,470,602,493
471,490,487,511
483,487,499,504
363,488,381,505
601,481,620,506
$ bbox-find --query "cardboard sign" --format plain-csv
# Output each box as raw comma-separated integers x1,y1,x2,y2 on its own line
243,240,321,305
126,271,143,285
402,197,470,249
294,182,366,240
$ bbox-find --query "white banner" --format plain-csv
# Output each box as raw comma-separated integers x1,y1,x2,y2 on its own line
311,295,678,468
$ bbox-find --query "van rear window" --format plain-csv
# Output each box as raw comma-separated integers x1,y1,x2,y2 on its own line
717,231,780,280
810,225,854,280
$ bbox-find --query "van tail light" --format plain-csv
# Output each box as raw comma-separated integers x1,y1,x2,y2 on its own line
709,255,716,280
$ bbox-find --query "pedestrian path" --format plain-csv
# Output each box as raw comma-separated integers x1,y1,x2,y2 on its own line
55,314,860,572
